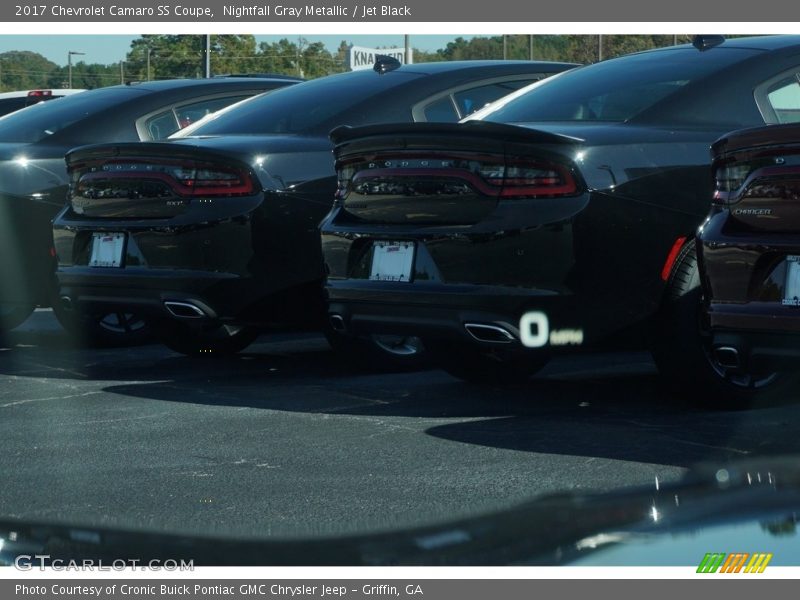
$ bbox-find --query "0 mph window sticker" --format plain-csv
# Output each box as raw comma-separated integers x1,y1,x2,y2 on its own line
520,311,584,348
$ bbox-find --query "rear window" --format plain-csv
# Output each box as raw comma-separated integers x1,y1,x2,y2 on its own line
479,48,757,124
0,98,28,117
0,87,139,143
180,70,422,136
765,76,800,124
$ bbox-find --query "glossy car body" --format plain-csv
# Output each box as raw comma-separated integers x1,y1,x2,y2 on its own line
320,36,800,377
51,61,575,342
699,122,800,369
0,77,298,331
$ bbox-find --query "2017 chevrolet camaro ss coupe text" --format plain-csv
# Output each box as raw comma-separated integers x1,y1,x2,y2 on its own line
0,77,300,340
320,36,800,408
51,60,575,357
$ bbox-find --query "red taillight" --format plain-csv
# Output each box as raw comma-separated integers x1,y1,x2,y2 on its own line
80,160,256,198
481,160,577,198
27,90,52,97
174,165,255,196
661,237,687,282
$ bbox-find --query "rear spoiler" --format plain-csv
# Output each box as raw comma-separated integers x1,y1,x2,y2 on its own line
330,120,583,148
65,141,250,169
711,124,800,158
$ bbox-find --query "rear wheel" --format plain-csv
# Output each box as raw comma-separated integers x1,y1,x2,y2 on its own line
324,328,428,372
0,303,35,333
52,301,152,347
425,339,549,384
154,320,259,357
652,242,795,410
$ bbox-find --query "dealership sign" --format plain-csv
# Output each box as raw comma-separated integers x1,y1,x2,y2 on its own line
348,46,410,71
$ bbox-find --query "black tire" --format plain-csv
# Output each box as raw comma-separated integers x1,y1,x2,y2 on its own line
0,304,35,333
324,328,428,372
425,339,549,384
153,320,259,357
52,301,153,347
652,242,796,410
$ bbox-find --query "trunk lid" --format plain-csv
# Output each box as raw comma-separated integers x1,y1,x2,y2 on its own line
331,121,582,226
65,141,259,219
712,124,800,232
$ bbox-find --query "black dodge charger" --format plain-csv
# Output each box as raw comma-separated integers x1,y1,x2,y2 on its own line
0,76,299,339
320,36,800,407
51,60,574,357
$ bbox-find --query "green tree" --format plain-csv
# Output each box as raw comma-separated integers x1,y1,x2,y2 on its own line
0,51,59,91
127,35,205,81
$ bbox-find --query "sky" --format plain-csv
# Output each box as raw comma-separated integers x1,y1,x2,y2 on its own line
0,35,474,66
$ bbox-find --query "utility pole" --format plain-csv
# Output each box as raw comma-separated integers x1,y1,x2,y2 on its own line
598,34,603,62
120,61,124,84
404,34,412,65
146,47,151,81
68,50,85,89
529,35,534,60
503,35,507,60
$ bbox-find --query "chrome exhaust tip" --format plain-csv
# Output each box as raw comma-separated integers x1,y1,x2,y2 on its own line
164,301,206,319
464,323,515,344
714,346,741,369
329,314,346,333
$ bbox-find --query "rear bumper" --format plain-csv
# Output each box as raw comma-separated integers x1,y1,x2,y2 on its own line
699,209,800,367
326,279,616,352
56,267,243,321
711,329,800,368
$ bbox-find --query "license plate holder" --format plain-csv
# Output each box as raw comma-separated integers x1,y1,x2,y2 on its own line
369,241,415,282
89,233,126,268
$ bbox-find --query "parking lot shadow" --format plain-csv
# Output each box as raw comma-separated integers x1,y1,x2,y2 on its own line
99,354,800,469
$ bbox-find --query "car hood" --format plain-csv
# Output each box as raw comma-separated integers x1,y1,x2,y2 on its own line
1,456,799,566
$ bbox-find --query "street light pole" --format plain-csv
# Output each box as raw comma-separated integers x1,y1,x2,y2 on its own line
147,48,151,81
68,51,85,89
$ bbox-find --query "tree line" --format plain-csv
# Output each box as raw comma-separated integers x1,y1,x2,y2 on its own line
0,34,701,92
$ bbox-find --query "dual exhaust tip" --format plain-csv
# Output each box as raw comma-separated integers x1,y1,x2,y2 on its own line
713,345,742,370
464,323,515,344
164,301,207,319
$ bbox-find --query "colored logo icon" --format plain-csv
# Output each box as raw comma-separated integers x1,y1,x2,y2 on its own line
697,553,772,573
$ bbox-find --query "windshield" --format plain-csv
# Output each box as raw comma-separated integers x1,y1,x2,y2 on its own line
0,87,140,143
476,48,755,123
177,70,421,136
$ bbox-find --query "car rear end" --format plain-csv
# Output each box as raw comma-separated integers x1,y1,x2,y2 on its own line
53,142,268,326
320,121,607,362
699,123,800,369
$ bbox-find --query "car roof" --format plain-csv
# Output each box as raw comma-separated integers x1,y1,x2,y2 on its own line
116,77,304,92
639,35,800,56
398,60,578,75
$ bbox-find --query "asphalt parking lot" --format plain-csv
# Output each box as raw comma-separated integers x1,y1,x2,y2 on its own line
1,310,799,540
